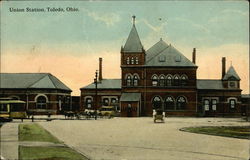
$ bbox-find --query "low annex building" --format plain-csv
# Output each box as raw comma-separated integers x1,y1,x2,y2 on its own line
0,73,72,114
80,17,243,117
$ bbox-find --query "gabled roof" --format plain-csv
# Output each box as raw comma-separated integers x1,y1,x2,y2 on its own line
146,39,196,67
223,66,240,80
81,79,121,89
197,79,241,90
0,73,72,91
197,79,224,90
123,25,143,53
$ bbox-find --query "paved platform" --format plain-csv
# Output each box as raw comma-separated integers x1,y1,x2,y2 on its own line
39,117,250,160
0,122,19,160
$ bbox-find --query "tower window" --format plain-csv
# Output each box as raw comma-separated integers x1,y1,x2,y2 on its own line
135,57,139,64
133,75,139,86
126,57,130,64
126,75,132,86
131,57,134,64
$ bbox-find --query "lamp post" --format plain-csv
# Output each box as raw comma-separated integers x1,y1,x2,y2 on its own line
94,70,98,120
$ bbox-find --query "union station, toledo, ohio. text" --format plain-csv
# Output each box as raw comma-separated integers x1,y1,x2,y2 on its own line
9,7,79,12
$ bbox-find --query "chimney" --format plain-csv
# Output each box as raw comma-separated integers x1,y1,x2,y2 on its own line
192,48,196,64
222,57,226,79
99,57,103,81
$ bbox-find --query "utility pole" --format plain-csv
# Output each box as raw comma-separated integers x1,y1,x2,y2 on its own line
94,70,98,120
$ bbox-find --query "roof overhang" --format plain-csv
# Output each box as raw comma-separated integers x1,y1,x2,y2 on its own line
120,93,141,102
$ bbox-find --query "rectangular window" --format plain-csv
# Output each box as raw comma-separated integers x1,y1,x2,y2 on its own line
204,100,209,111
212,99,217,111
230,99,236,109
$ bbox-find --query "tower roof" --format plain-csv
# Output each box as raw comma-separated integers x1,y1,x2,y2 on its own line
223,66,240,80
146,39,196,67
123,24,143,53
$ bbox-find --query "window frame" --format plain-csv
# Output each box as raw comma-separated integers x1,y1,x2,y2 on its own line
176,96,187,110
152,75,158,86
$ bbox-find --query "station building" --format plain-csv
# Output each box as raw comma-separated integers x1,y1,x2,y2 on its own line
80,17,244,117
0,73,72,114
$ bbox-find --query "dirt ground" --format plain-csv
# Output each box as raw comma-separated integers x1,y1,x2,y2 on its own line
38,117,250,160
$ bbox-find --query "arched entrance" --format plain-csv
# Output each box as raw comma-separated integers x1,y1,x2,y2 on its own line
152,96,163,110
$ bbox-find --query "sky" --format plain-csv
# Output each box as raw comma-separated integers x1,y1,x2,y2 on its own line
0,1,249,95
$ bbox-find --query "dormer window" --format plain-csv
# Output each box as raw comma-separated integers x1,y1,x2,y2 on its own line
229,81,236,87
135,57,139,64
175,55,181,62
159,55,166,62
131,57,134,64
126,57,130,64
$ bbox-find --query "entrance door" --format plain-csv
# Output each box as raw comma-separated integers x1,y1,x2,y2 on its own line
127,104,132,117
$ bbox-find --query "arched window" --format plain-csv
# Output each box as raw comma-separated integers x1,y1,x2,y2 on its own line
159,75,165,86
176,96,187,110
126,57,130,64
103,98,109,106
152,96,162,109
166,75,172,86
126,75,132,86
152,75,158,86
173,75,180,86
131,57,134,65
133,75,139,86
181,75,188,86
36,96,47,109
135,57,139,64
165,96,175,110
85,98,92,108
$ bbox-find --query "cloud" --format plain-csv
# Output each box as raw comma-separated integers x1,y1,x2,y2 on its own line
171,17,210,33
221,9,248,17
82,8,120,27
140,18,167,33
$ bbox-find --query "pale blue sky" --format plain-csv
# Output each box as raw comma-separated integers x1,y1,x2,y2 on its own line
1,1,249,54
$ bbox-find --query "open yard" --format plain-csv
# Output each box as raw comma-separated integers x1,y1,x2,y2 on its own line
38,117,250,160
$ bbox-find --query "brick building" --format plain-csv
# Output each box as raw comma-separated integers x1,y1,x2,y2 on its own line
0,73,72,114
80,17,244,117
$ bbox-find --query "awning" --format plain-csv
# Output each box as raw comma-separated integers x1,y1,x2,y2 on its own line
120,93,141,102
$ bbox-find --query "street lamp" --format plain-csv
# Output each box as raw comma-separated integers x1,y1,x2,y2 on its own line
94,70,98,120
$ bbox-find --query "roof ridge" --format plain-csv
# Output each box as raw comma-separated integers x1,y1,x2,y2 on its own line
47,74,58,89
26,74,49,88
146,45,170,63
